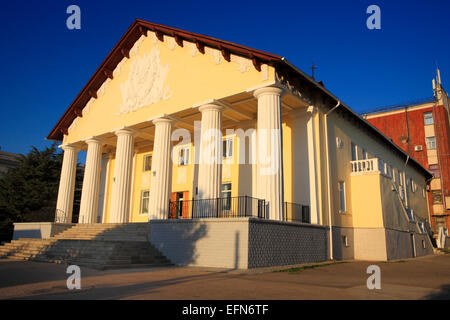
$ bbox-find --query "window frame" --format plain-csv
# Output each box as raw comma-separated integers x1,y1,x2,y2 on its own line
424,112,434,126
178,146,190,166
351,142,357,161
429,164,440,178
426,136,436,150
221,183,232,211
140,190,150,215
342,235,349,247
338,181,346,213
223,138,233,159
143,154,152,172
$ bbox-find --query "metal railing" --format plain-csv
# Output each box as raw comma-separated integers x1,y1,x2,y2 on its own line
283,202,310,223
169,196,266,219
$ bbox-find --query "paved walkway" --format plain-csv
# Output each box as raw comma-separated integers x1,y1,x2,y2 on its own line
0,254,449,300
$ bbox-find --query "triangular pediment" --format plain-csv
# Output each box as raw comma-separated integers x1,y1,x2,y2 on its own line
62,29,275,144
48,20,283,142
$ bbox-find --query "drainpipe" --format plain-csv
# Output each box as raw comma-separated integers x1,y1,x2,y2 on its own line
325,100,341,260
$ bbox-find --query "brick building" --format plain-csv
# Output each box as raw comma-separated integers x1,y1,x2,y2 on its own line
364,70,450,235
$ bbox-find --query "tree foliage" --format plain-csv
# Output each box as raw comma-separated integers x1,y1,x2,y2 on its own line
0,144,83,242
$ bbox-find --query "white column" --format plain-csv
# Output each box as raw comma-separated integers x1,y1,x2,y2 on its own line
97,153,110,223
110,128,135,223
56,144,78,223
148,117,173,220
307,106,320,224
254,86,284,220
197,103,223,200
79,138,102,224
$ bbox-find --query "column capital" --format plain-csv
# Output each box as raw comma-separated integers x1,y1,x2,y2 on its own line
83,137,103,145
114,127,136,137
59,144,79,152
253,86,284,99
199,103,223,114
152,116,173,126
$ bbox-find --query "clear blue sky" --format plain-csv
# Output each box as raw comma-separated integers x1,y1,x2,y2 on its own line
1,0,449,157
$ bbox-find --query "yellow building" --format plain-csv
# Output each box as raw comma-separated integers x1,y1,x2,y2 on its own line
45,20,433,267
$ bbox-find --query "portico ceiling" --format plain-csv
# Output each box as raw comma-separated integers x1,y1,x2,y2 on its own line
73,91,303,152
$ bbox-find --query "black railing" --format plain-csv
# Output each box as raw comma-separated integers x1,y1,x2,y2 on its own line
169,196,266,219
284,202,310,223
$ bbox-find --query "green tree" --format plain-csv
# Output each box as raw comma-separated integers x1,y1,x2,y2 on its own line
0,144,83,242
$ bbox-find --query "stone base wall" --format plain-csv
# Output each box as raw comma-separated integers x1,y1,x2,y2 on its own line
384,228,433,260
149,218,328,269
12,222,75,240
413,232,434,257
247,219,328,268
384,228,412,260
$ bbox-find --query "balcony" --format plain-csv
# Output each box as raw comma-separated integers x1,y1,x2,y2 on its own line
351,158,381,174
351,158,393,178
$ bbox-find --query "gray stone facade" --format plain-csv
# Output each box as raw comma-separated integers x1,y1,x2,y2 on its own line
247,219,328,268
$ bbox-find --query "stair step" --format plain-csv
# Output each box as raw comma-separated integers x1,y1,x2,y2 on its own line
1,223,170,269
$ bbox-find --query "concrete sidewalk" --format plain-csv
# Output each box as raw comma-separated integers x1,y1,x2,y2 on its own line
0,254,449,300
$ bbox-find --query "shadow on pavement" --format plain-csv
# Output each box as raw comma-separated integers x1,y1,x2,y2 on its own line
422,284,450,300
9,269,235,300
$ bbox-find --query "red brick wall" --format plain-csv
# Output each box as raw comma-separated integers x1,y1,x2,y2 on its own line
367,104,450,232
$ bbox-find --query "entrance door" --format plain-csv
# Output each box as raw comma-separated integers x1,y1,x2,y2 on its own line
170,191,189,219
176,192,184,218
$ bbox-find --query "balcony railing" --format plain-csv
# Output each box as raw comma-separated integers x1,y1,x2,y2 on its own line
351,158,395,180
284,202,310,223
351,158,380,173
169,196,266,219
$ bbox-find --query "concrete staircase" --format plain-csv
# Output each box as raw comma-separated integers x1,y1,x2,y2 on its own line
0,223,172,270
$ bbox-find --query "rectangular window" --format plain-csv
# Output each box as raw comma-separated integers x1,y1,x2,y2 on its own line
143,155,152,171
432,190,442,204
362,148,369,160
178,147,190,166
424,112,434,126
400,172,405,186
387,164,393,178
342,235,349,247
223,138,233,159
140,190,150,215
429,164,440,178
399,185,405,200
351,142,357,161
338,181,346,213
426,137,436,150
221,183,232,211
